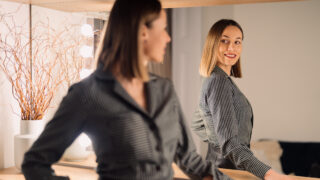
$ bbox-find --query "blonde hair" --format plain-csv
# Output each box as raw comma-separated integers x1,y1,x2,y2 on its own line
199,19,243,78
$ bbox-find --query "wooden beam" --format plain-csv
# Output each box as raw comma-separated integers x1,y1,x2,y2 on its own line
161,0,303,9
1,0,304,12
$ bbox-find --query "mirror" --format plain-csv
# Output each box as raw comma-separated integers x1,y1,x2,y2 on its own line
1,0,319,177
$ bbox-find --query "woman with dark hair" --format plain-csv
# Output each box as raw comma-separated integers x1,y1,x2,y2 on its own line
192,19,293,180
22,0,229,180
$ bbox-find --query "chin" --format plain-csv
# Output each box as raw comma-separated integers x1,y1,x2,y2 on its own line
231,61,238,66
152,58,163,63
227,59,238,66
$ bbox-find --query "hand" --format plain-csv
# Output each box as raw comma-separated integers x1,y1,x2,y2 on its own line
264,169,295,180
202,175,213,180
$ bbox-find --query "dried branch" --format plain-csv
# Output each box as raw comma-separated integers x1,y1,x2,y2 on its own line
0,8,86,120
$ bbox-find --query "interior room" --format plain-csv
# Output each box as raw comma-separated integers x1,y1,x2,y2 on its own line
0,0,319,179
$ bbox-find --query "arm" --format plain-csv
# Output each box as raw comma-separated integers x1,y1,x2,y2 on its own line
191,108,209,142
172,89,231,180
22,84,88,180
206,76,271,179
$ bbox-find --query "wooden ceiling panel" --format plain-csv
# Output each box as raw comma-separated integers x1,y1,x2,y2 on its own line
161,0,303,8
1,0,303,12
35,1,113,12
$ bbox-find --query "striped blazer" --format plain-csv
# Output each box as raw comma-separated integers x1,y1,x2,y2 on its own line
192,66,271,179
22,63,231,180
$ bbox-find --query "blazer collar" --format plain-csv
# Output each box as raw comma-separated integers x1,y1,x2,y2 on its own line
213,65,229,78
94,62,115,81
94,62,158,118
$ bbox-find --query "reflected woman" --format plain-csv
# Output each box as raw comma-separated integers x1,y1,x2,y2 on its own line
22,0,230,180
192,19,293,180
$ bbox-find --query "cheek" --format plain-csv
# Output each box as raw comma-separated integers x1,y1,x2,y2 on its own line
148,35,160,49
145,38,156,52
219,44,227,53
218,47,223,55
144,37,162,59
218,46,226,58
237,47,242,55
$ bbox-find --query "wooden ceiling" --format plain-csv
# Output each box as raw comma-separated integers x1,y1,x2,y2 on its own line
2,0,303,12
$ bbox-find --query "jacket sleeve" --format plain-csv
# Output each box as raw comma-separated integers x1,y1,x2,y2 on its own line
22,84,88,180
190,108,209,142
172,88,232,180
206,75,271,179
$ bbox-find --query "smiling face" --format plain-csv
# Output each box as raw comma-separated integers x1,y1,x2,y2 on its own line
216,25,243,73
141,10,171,63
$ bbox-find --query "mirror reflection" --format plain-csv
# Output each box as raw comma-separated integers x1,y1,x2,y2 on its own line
0,0,319,179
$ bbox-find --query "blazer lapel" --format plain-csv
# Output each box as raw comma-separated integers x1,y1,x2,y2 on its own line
146,81,157,118
146,74,164,118
95,63,158,118
113,81,150,118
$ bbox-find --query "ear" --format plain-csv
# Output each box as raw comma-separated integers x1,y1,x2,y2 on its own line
140,24,149,42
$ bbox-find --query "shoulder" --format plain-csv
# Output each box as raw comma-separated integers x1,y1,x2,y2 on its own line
149,73,178,100
65,74,96,103
204,72,230,92
149,73,173,90
68,75,92,93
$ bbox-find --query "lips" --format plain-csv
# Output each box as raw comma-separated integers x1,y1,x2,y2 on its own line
224,53,236,58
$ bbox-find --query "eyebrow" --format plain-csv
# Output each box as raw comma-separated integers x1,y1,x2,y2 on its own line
222,35,242,40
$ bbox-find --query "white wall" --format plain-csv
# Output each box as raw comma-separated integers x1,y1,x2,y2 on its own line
172,0,320,154
172,7,204,154
0,2,29,169
232,0,320,142
0,2,87,168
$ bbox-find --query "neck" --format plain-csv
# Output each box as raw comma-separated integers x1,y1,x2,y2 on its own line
217,64,232,76
114,69,144,86
113,71,143,84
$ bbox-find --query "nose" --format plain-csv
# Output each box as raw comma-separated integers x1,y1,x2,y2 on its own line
227,42,235,51
166,31,171,43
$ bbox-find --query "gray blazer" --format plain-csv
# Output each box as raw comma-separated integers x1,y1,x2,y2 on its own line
22,63,230,180
192,66,271,179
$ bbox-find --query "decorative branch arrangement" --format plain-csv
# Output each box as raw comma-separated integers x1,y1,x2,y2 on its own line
53,23,87,87
0,9,86,120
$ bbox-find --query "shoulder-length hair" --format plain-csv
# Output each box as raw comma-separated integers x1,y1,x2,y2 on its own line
95,0,161,81
199,19,244,78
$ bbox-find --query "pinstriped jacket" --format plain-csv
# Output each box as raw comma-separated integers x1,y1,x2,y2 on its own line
192,66,271,179
22,63,231,180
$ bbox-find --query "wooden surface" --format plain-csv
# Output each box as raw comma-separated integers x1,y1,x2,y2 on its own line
0,165,98,180
0,164,188,180
1,164,319,180
0,154,189,180
1,154,318,180
1,0,304,12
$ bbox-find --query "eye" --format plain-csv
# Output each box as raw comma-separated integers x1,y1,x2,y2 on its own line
235,40,242,45
220,39,229,44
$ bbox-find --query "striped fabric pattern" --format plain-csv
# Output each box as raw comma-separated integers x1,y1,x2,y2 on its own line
196,66,271,179
22,63,231,180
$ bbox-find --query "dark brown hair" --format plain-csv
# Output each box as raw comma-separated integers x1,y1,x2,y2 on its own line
96,0,161,81
199,19,244,78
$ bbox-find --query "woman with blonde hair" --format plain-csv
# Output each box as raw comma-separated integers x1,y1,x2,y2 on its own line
192,19,293,180
22,0,230,180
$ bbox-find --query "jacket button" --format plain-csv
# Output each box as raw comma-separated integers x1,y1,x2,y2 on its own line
149,124,156,130
156,144,162,151
156,165,161,171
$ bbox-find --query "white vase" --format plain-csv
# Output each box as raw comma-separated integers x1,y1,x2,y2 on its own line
14,120,44,170
62,133,91,161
